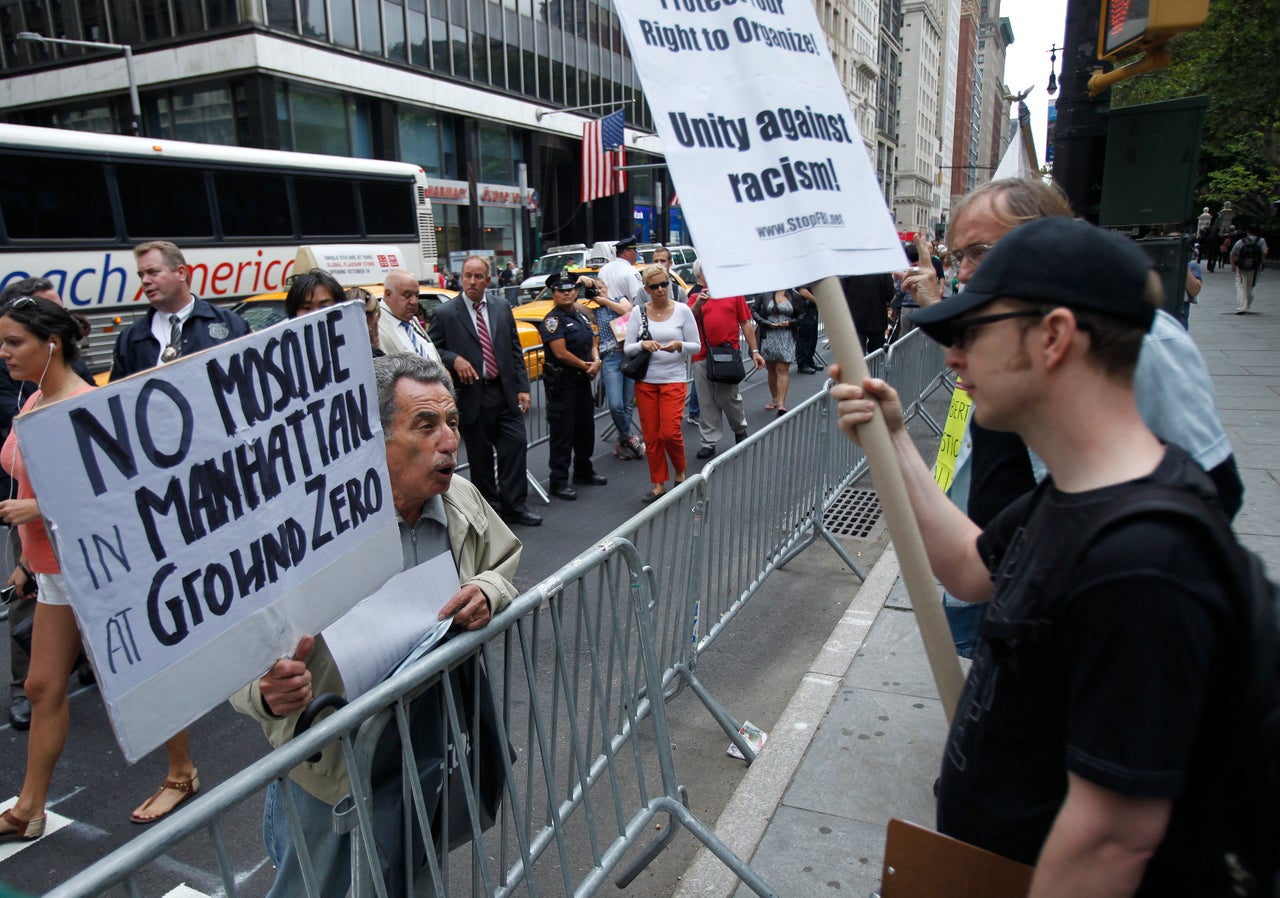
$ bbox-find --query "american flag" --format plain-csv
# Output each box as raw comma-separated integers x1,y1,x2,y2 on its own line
581,110,627,203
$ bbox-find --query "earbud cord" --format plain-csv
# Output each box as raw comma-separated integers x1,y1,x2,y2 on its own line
3,351,52,573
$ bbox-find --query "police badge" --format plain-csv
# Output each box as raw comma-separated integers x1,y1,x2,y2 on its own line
208,322,230,341
544,316,559,333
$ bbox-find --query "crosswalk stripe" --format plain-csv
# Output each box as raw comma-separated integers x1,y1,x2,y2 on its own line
0,797,73,863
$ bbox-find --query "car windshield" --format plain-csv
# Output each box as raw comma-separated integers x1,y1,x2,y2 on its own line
530,252,587,276
236,301,286,330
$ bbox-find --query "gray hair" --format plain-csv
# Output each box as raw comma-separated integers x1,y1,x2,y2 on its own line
383,268,415,291
374,353,456,434
691,259,703,281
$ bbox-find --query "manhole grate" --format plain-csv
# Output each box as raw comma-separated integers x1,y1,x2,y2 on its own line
824,487,883,538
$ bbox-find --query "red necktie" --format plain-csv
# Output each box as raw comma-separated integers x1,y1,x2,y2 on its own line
473,301,499,378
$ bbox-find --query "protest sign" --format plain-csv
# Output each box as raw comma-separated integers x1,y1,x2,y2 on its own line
17,303,403,761
613,0,907,296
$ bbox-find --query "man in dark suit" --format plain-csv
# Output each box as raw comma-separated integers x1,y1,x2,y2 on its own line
428,255,541,526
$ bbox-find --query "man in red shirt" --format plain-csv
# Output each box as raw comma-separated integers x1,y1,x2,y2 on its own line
688,260,764,458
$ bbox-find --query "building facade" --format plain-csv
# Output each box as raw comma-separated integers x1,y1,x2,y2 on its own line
0,0,666,272
875,0,903,206
818,0,879,157
937,0,960,235
893,0,943,235
947,0,979,202
975,2,1013,177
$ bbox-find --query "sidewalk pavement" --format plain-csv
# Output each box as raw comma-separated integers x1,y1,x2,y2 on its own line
674,264,1280,898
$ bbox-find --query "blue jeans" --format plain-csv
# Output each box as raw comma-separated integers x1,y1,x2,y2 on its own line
942,592,987,660
601,349,635,439
263,779,349,898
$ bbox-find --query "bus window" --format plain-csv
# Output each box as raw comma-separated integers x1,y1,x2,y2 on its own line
117,163,213,239
296,176,360,239
0,155,115,241
215,170,292,237
360,179,416,237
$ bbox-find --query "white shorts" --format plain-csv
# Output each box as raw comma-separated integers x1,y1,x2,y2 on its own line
36,572,71,606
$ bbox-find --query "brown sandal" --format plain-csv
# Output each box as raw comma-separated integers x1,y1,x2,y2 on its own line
0,807,45,841
130,771,200,824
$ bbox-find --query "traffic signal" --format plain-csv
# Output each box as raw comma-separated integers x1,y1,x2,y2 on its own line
1098,0,1210,61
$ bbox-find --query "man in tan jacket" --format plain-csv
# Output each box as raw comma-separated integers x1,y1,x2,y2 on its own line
232,352,521,898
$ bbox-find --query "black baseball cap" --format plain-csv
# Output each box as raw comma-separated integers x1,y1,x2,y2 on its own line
912,216,1157,344
615,236,638,251
546,272,578,291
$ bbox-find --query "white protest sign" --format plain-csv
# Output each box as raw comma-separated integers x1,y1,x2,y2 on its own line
613,0,907,296
17,303,403,762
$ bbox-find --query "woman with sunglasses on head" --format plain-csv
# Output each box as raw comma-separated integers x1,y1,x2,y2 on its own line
624,265,700,503
0,297,97,842
284,269,344,319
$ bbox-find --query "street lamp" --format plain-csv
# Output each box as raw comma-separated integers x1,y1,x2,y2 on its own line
16,31,141,136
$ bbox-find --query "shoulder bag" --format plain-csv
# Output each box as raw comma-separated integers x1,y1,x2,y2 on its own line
620,305,652,380
706,342,746,384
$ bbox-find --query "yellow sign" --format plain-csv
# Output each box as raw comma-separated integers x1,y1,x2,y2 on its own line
933,382,972,493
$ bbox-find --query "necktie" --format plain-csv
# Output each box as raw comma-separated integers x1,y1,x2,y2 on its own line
162,314,182,362
401,320,426,357
473,302,498,379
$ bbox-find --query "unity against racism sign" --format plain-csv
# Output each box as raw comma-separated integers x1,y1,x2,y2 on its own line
18,303,403,761
613,0,907,296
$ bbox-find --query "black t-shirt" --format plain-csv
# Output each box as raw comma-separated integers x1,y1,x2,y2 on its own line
937,446,1234,895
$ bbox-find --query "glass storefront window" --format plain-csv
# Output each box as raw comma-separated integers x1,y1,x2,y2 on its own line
360,1,383,53
477,122,513,184
331,0,357,46
399,108,443,177
291,87,349,155
149,85,236,145
385,0,407,61
302,0,328,39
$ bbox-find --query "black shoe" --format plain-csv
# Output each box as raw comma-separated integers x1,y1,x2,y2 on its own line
8,695,30,731
797,366,818,375
502,508,543,526
550,484,578,501
696,445,716,459
573,472,607,486
734,430,748,443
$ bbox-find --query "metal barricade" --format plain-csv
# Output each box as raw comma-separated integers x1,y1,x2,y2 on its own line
47,540,779,898
884,328,947,435
42,337,948,896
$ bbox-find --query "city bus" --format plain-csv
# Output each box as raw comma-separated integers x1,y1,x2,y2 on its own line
0,124,438,374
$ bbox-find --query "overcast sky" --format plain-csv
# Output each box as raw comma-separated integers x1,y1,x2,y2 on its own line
997,0,1070,155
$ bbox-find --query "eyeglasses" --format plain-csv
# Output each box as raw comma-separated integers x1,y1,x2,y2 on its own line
951,243,995,266
644,282,669,292
941,310,1044,349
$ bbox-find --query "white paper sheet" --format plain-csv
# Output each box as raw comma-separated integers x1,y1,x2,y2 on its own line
322,551,461,700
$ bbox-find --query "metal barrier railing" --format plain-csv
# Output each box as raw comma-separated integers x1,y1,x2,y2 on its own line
42,327,947,898
46,540,778,898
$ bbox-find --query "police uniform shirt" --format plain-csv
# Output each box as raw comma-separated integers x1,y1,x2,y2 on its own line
538,306,594,373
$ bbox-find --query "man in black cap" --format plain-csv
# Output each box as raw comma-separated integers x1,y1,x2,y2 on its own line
833,217,1241,896
537,272,607,500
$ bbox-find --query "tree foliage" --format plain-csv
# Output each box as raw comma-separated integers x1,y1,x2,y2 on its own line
1112,0,1280,224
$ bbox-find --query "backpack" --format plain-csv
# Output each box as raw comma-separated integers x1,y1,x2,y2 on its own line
1238,236,1264,273
1060,486,1279,897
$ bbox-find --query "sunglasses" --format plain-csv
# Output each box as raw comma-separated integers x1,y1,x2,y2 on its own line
940,310,1044,349
644,282,669,292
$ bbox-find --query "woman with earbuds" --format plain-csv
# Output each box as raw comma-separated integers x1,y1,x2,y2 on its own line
0,297,97,842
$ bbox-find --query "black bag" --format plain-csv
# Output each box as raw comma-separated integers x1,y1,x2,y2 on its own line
1237,236,1264,273
621,305,652,380
705,343,746,384
1052,485,1280,897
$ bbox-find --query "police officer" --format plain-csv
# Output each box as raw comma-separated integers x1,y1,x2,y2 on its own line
538,272,607,500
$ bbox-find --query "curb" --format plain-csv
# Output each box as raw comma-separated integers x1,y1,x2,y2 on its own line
672,547,902,898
